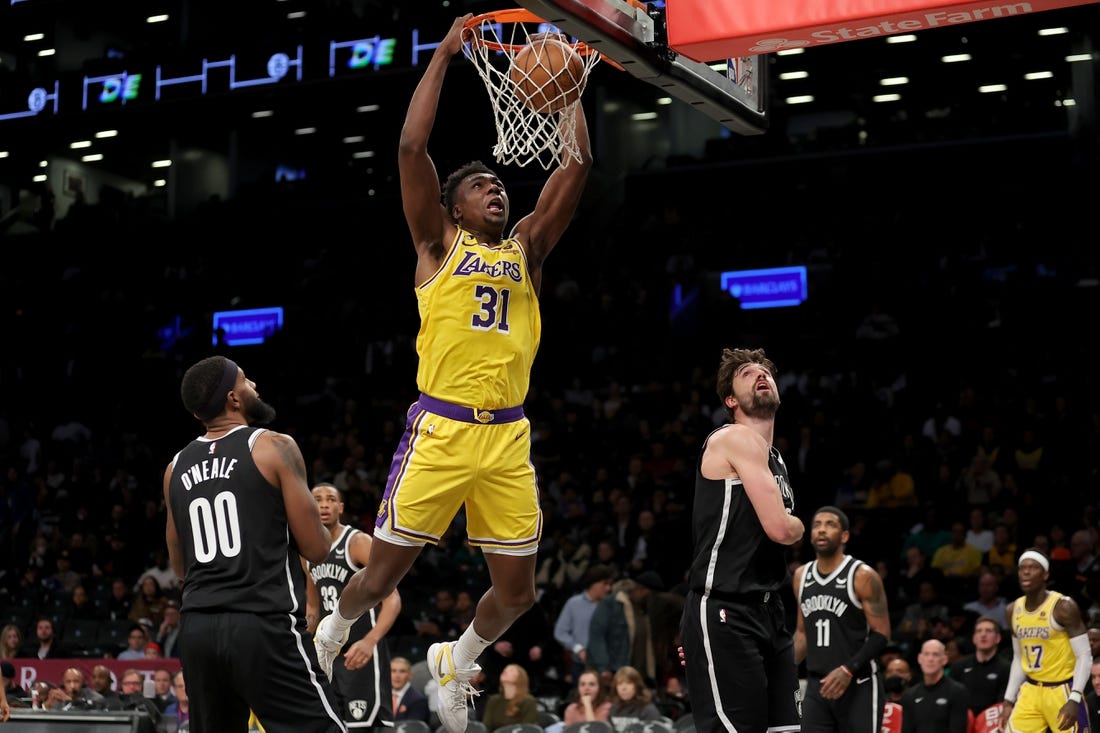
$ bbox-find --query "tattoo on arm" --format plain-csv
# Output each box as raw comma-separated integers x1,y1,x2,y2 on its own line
862,569,890,620
272,433,307,480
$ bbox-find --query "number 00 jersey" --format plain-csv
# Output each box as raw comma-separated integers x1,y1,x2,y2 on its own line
796,555,876,678
167,425,309,615
415,227,539,409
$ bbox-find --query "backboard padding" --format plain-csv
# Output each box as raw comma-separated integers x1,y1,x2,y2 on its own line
512,0,768,135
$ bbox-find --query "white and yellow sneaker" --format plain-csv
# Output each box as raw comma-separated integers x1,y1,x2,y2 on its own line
428,641,481,733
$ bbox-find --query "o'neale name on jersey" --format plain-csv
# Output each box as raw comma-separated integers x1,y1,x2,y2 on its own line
311,564,350,584
180,457,239,490
454,251,523,282
801,595,849,617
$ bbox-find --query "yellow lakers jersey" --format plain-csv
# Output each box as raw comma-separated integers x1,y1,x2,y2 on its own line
415,228,540,408
1011,590,1075,682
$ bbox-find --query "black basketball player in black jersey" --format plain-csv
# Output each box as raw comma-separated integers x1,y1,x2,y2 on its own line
680,347,805,733
793,506,892,733
308,483,403,730
164,355,346,733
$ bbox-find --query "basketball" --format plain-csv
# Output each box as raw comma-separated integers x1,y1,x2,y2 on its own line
509,36,586,113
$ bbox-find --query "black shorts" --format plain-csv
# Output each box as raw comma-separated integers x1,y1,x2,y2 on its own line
180,611,346,733
331,642,394,728
680,590,801,733
801,674,885,733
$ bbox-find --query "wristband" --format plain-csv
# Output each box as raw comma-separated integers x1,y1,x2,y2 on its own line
1069,690,1083,704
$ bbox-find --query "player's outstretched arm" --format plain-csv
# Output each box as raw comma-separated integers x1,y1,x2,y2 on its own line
512,103,591,274
399,14,470,260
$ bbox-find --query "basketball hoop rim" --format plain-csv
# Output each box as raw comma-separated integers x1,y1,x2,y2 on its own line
463,8,602,58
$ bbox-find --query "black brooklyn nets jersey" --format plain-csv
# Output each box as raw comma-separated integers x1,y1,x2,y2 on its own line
310,526,379,649
687,425,796,596
797,555,875,678
168,425,308,615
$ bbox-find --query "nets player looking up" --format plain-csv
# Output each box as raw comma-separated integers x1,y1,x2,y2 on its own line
679,347,805,733
315,14,592,733
164,355,345,733
793,505,892,733
308,483,403,729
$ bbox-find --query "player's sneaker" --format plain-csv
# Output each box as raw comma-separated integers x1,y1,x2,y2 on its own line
314,614,349,680
428,641,481,733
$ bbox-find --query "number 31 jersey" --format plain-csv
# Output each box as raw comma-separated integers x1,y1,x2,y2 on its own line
415,228,539,409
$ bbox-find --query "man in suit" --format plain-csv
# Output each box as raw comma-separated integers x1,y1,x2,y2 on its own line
392,656,430,723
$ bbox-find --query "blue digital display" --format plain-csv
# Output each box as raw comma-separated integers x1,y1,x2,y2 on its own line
0,30,409,122
719,266,808,310
212,307,284,346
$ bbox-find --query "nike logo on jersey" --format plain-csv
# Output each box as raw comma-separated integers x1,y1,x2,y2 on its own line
915,698,924,703
856,676,871,684
335,549,345,556
804,578,816,586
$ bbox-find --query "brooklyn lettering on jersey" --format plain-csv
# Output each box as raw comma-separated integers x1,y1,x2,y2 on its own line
801,594,850,618
453,251,523,282
310,563,350,585
179,457,238,490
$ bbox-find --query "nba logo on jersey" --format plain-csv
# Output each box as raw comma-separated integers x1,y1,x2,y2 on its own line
719,609,727,623
349,700,367,720
208,442,217,454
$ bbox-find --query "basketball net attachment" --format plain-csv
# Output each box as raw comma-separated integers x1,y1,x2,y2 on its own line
463,9,602,170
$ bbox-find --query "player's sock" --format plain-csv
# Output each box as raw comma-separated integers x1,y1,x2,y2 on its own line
452,625,492,669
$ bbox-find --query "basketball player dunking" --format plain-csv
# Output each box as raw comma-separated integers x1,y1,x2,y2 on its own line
315,14,592,733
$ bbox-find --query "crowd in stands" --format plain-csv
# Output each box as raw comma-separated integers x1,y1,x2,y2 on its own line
1,131,1099,730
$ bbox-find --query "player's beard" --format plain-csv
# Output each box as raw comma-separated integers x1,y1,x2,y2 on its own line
243,393,277,425
739,389,780,420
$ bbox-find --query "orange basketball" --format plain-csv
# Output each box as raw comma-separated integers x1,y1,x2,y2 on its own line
509,36,586,113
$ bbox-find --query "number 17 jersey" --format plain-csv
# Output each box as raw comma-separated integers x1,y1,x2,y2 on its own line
415,228,539,409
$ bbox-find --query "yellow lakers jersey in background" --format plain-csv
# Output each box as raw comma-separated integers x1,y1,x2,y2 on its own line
1011,590,1075,682
415,228,539,408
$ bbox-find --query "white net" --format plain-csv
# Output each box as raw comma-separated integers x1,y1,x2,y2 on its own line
463,16,601,170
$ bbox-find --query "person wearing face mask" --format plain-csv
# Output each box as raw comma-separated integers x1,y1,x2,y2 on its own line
881,657,912,733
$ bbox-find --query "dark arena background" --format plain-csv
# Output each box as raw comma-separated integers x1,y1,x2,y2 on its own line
1,0,1099,729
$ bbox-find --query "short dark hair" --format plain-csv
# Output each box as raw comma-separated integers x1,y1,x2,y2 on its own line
442,160,497,222
814,505,850,531
312,482,343,501
974,615,1002,633
583,564,614,587
180,355,236,420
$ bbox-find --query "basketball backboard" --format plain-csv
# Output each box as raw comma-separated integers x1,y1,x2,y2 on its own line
512,0,769,135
